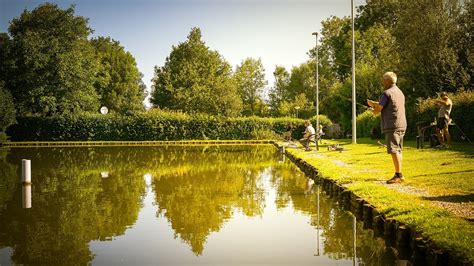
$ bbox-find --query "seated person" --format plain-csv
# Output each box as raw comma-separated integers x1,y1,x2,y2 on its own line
317,124,324,142
299,120,316,151
284,122,293,141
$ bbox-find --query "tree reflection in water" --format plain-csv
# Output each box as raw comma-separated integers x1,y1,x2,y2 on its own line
270,163,397,265
0,145,401,265
0,146,148,264
152,146,273,255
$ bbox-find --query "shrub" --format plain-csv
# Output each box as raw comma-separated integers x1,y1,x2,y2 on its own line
356,110,381,139
309,114,333,128
7,111,309,141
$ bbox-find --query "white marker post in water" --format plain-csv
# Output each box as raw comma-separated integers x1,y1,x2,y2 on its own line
22,159,31,184
22,184,32,208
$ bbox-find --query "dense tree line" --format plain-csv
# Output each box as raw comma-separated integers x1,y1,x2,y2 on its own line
265,0,473,131
1,1,473,137
0,3,146,122
307,0,473,130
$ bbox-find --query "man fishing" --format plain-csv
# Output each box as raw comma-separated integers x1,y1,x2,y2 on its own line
367,72,407,184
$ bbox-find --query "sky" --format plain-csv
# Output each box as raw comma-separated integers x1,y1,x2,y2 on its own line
0,0,366,105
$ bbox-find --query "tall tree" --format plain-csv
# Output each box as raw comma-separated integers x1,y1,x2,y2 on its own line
0,33,11,85
234,58,267,116
151,28,242,116
91,37,145,114
287,62,315,102
0,81,16,137
268,62,317,118
394,0,467,97
279,93,314,118
319,16,352,81
355,0,403,31
268,65,290,116
5,3,100,116
457,0,474,88
312,17,399,129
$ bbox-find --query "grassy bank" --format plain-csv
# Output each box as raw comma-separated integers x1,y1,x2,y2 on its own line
282,138,473,262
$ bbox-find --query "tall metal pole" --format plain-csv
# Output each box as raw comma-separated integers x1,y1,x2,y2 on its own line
351,0,357,144
312,32,319,151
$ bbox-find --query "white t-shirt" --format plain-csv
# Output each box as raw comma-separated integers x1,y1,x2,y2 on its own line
304,125,316,138
438,98,452,119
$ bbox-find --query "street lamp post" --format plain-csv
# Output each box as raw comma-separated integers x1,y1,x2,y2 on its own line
351,0,357,144
312,31,319,151
295,106,300,118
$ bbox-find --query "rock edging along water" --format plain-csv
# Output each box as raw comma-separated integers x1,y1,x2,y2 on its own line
0,140,274,147
274,143,471,266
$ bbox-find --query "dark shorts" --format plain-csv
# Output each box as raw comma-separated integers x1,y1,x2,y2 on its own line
385,130,405,154
437,117,448,130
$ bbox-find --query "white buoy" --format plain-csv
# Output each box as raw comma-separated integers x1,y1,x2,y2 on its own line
22,184,32,209
22,159,31,184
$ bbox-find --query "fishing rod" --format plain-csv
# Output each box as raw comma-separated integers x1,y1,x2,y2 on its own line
329,93,373,110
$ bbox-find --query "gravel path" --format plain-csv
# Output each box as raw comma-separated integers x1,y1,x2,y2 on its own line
380,181,474,221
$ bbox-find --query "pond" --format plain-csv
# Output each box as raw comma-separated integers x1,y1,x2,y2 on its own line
0,145,403,265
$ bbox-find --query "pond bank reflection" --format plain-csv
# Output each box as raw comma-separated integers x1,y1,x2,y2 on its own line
0,145,408,265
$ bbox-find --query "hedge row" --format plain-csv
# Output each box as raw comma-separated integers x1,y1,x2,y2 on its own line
6,111,333,141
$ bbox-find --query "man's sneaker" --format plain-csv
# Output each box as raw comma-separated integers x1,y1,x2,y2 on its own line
386,175,404,184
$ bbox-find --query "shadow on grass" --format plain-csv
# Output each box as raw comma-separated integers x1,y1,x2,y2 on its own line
348,138,474,155
411,169,474,178
363,151,385,155
422,193,474,203
383,208,413,217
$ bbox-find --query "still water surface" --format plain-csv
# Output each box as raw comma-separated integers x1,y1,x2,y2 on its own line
0,145,399,265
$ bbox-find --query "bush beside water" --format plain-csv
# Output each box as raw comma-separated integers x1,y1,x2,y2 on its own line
7,111,334,141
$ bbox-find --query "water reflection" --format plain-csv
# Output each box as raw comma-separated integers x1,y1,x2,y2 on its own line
0,145,409,265
152,163,267,255
21,184,31,209
0,146,148,264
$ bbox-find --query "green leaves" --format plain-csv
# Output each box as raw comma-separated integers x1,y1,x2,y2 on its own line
0,82,16,136
8,111,309,141
234,58,267,116
151,27,242,117
5,3,100,116
393,0,465,97
91,37,145,114
2,3,146,118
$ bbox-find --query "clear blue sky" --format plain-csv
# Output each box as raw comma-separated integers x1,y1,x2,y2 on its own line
1,0,366,105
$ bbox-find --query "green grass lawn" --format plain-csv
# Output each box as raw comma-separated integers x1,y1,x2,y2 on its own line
282,138,474,262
